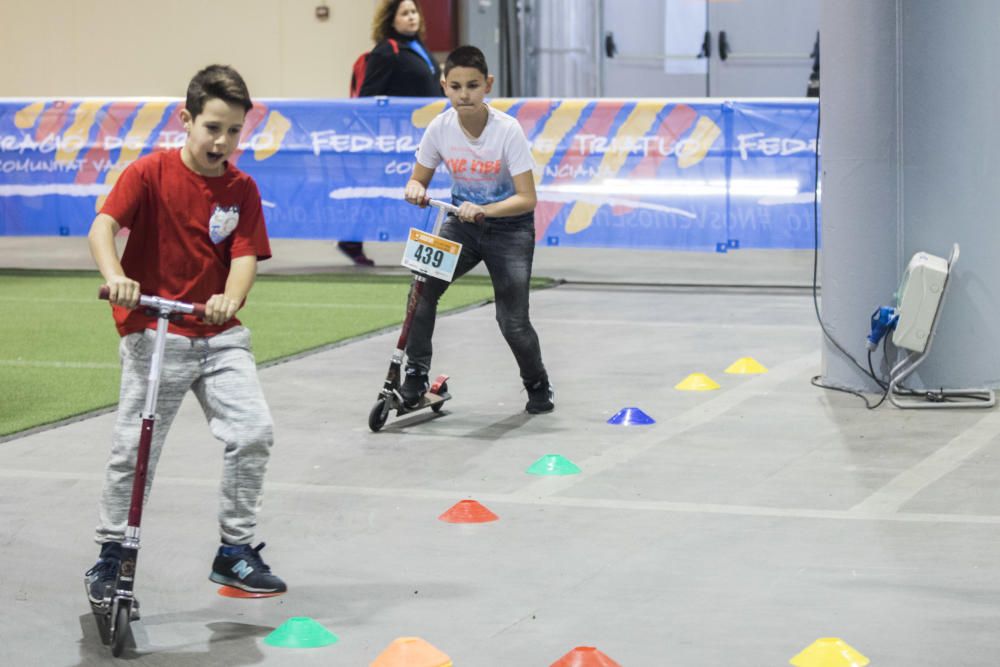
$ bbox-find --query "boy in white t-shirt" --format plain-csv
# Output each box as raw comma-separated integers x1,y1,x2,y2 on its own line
403,45,553,414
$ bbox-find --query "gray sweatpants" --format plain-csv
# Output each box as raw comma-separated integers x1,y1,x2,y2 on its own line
95,326,273,546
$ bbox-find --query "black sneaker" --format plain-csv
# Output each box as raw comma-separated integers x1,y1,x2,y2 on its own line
209,542,287,595
524,376,555,414
399,367,429,408
85,542,122,605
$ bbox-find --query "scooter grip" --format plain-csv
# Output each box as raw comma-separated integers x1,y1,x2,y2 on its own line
98,285,206,320
473,212,486,223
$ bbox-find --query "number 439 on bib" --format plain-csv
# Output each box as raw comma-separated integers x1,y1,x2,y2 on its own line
401,228,463,282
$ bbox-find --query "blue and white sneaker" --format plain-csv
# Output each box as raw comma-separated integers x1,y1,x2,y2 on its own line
209,542,286,595
85,542,122,605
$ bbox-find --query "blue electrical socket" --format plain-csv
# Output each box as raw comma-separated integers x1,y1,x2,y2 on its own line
866,306,899,350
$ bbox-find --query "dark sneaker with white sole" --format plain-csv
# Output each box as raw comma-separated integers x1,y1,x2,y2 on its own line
399,367,429,409
524,376,555,414
209,542,286,595
85,541,122,605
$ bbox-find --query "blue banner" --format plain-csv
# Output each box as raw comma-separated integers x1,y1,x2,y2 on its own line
0,97,818,251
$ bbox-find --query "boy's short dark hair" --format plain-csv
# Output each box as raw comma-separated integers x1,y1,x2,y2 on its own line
185,65,253,119
444,45,489,78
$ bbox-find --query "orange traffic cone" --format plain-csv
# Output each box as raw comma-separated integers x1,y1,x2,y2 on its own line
550,646,623,667
438,499,499,523
370,636,452,667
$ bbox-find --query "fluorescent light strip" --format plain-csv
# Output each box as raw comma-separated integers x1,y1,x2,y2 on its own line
538,178,800,198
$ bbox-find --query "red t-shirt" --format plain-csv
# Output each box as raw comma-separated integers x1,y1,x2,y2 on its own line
100,149,271,337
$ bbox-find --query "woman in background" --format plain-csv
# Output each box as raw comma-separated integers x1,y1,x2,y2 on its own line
360,0,442,97
338,0,443,266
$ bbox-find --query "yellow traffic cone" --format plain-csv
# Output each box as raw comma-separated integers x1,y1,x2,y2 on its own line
724,357,768,374
674,373,721,391
790,637,869,667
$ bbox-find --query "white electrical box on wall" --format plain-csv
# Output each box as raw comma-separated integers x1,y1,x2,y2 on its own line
886,243,994,409
892,251,949,353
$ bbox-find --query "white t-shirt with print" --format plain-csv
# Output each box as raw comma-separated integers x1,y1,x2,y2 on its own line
415,105,535,207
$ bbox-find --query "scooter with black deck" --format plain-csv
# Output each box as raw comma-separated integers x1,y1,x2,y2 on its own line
88,287,204,656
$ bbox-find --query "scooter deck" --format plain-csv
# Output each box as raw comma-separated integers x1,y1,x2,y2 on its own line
395,389,450,416
87,595,140,648
87,595,141,618
88,600,113,645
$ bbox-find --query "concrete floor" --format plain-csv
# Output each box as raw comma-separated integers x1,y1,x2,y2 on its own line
1,238,998,666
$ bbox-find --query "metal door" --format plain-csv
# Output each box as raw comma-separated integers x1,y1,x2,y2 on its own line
710,0,818,97
601,0,818,98
603,0,709,97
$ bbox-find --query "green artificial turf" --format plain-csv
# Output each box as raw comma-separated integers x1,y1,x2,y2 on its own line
0,269,547,437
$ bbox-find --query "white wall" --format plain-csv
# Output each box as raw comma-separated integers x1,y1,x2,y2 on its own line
0,0,376,98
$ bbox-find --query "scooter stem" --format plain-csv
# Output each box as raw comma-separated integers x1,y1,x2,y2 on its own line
396,276,426,350
126,312,170,537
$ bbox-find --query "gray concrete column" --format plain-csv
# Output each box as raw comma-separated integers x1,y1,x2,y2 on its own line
821,0,1000,390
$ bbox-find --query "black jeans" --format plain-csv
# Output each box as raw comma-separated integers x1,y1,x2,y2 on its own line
405,214,547,385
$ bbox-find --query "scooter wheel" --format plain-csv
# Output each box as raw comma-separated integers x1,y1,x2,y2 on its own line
368,398,388,432
110,604,131,656
431,382,448,413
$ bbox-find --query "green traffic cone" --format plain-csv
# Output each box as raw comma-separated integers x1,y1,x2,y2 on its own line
527,454,581,476
264,617,339,648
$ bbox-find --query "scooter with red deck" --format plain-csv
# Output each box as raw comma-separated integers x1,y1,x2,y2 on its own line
367,198,482,432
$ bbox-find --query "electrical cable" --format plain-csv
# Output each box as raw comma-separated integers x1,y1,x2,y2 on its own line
867,349,888,391
806,102,895,409
805,106,988,407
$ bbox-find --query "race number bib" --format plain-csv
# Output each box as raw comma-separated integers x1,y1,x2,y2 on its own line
401,228,462,282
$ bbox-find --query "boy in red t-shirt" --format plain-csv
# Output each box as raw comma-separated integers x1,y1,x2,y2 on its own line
84,65,286,601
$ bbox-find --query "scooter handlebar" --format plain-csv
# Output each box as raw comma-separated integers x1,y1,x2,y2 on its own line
420,197,486,224
99,286,206,319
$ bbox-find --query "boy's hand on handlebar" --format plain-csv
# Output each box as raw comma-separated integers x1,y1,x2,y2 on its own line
203,294,240,325
457,202,486,223
105,276,141,309
404,180,428,206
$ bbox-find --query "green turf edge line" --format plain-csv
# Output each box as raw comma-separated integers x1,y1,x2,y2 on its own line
0,278,558,443
0,299,485,442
